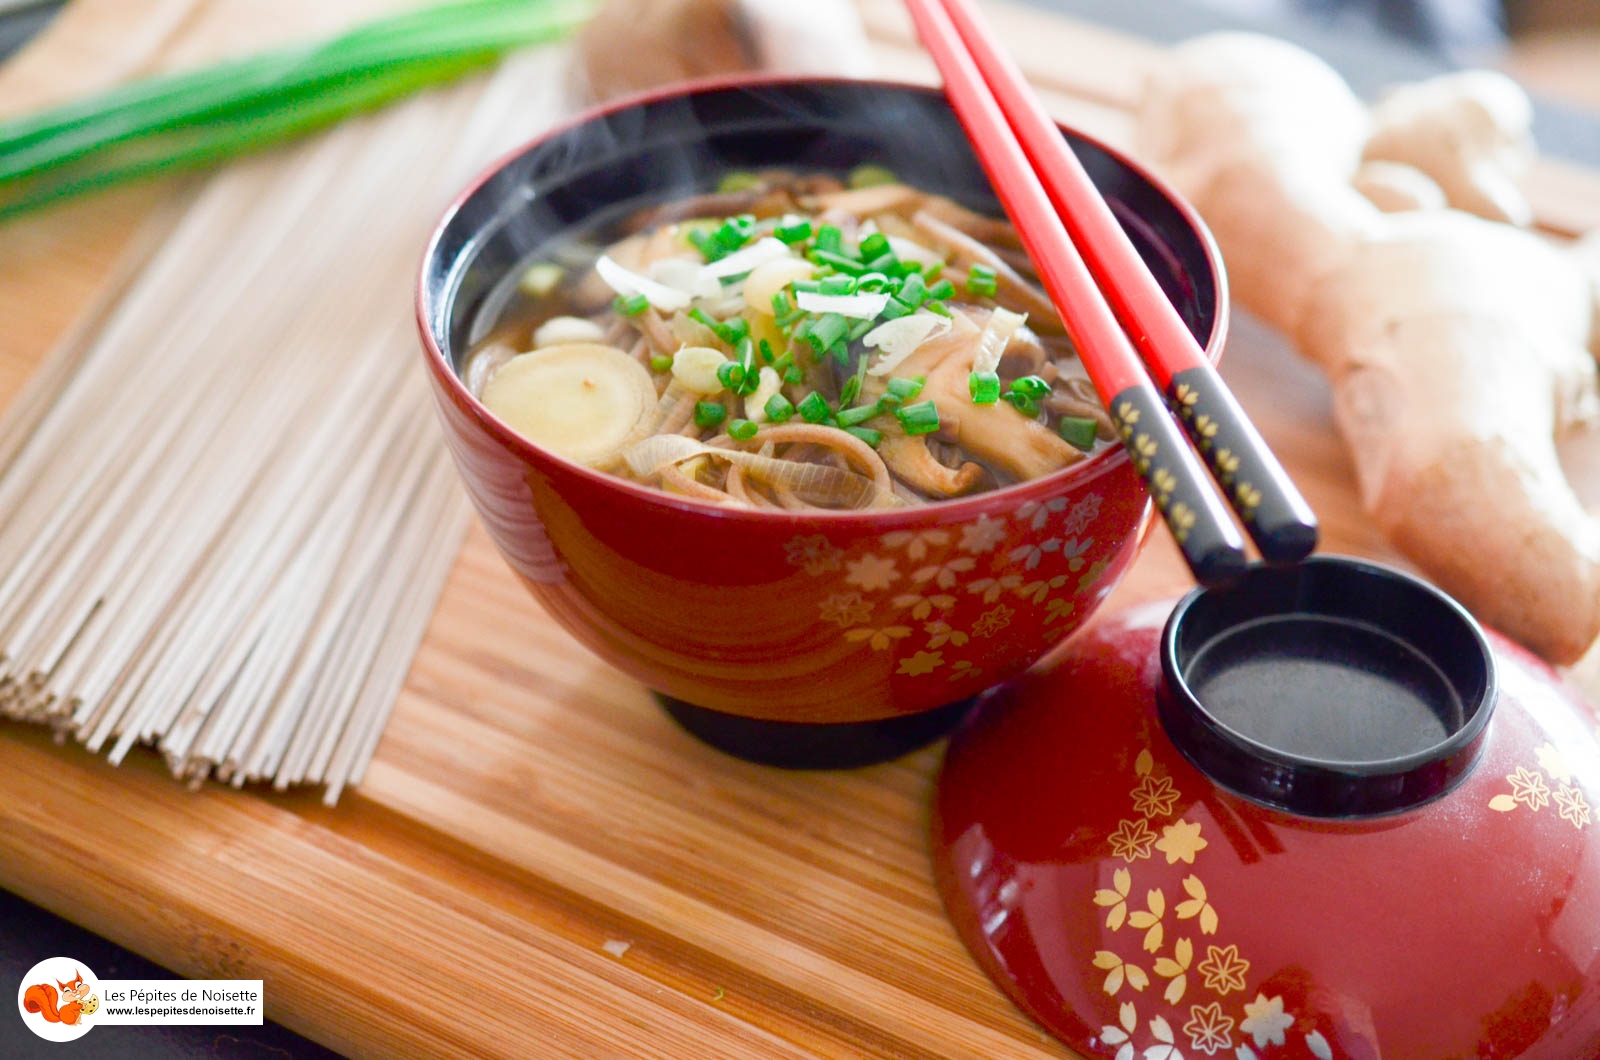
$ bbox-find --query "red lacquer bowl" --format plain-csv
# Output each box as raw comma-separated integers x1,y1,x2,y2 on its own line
934,559,1600,1057
417,79,1227,762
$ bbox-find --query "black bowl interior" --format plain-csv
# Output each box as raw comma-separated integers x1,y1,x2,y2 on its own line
1159,556,1497,817
422,80,1220,373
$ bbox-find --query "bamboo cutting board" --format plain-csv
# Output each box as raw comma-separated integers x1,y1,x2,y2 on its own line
2,2,1599,1058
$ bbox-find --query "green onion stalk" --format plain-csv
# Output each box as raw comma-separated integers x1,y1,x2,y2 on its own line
0,0,595,219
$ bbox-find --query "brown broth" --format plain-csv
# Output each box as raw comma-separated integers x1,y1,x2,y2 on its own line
463,170,1109,508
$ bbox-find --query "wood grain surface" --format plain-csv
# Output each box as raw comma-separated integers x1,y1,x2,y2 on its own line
0,3,1596,1058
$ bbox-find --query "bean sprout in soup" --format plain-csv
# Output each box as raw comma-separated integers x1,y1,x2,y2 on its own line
462,166,1111,509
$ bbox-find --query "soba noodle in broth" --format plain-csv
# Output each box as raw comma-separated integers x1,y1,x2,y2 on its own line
462,167,1113,509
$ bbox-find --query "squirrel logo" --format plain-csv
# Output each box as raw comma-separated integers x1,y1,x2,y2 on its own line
16,958,99,1041
24,968,95,1025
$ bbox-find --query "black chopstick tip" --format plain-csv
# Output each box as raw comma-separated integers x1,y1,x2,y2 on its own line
1253,518,1320,565
1189,540,1250,587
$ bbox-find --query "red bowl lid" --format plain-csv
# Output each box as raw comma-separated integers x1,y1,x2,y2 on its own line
933,558,1600,1056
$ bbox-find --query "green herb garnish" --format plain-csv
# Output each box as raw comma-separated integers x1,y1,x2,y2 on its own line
896,400,940,435
802,312,849,355
797,391,832,423
966,264,998,298
614,293,650,316
886,376,925,403
1059,415,1099,451
694,401,727,429
858,232,891,262
1010,375,1051,400
774,217,813,244
764,394,796,423
969,370,1001,404
836,402,882,428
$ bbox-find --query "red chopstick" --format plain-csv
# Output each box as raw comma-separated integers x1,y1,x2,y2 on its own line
918,0,1318,564
903,0,1247,584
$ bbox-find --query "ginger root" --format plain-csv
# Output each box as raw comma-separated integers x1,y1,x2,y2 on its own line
1136,33,1600,663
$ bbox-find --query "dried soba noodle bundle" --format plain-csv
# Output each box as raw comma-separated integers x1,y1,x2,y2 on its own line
0,50,574,804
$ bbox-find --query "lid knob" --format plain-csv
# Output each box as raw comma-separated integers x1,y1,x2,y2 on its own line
1158,556,1496,817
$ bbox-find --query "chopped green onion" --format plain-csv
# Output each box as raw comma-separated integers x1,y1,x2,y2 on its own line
862,252,898,274
878,298,913,320
819,274,857,296
614,293,650,316
928,278,956,301
790,278,823,294
716,361,746,390
836,402,882,428
734,338,759,394
887,376,925,402
1060,415,1099,451
758,338,775,363
1002,390,1040,417
772,291,802,326
839,353,871,406
688,228,719,260
803,312,849,354
764,394,796,423
717,171,761,193
1010,375,1051,400
897,400,940,435
783,364,804,385
649,354,674,374
858,232,891,262
828,341,850,365
923,262,944,282
844,425,883,447
966,264,998,298
774,218,813,244
846,318,876,342
689,306,720,332
717,315,750,347
923,300,952,317
897,273,929,307
847,163,897,188
797,391,832,423
693,214,756,262
694,401,728,429
814,224,843,255
969,370,1001,404
808,249,865,275
728,419,759,441
855,271,891,292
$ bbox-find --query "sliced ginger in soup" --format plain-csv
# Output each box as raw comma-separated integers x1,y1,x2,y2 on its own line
481,343,654,467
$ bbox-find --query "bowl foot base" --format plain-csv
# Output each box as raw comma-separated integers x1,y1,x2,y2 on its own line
655,694,975,769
